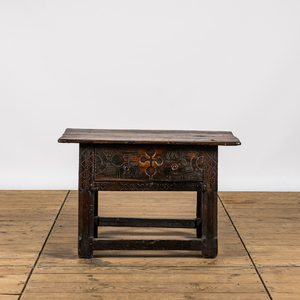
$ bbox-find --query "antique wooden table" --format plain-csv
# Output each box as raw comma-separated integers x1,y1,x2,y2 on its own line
58,128,240,258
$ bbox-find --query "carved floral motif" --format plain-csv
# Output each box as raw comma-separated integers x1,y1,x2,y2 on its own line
94,145,204,182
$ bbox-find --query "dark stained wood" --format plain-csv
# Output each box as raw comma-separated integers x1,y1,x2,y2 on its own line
97,217,199,228
93,190,98,239
78,144,95,258
94,145,204,182
59,128,240,259
58,128,241,146
202,146,218,258
93,238,203,251
196,190,203,238
93,181,201,191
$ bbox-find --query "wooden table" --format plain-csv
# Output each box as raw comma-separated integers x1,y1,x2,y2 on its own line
58,129,240,258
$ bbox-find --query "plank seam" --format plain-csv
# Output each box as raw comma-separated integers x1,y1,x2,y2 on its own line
218,194,273,300
17,190,70,300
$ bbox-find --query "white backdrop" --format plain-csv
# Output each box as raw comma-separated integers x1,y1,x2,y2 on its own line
1,1,300,191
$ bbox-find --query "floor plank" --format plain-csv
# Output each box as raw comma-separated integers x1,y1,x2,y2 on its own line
0,191,68,298
5,191,299,299
220,192,300,300
0,296,20,300
21,191,269,299
20,292,269,300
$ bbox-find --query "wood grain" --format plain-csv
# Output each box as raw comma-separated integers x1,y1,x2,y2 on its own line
3,190,299,299
0,191,67,298
58,128,241,145
220,191,300,300
21,190,268,299
59,129,240,258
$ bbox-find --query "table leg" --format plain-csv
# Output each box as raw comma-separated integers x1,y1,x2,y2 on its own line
202,146,218,258
93,190,98,238
78,144,94,258
196,188,203,238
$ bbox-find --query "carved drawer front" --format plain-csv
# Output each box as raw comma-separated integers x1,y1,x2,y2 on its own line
94,145,204,182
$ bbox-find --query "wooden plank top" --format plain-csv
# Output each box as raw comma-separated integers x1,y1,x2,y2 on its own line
58,128,240,146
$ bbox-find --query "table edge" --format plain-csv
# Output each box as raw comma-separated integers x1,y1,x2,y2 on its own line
58,128,241,146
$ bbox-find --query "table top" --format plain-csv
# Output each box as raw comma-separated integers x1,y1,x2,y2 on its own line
58,128,241,146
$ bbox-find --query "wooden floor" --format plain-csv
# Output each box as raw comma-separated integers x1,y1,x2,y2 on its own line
0,191,299,300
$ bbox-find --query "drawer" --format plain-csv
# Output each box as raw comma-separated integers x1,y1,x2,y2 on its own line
94,145,204,182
